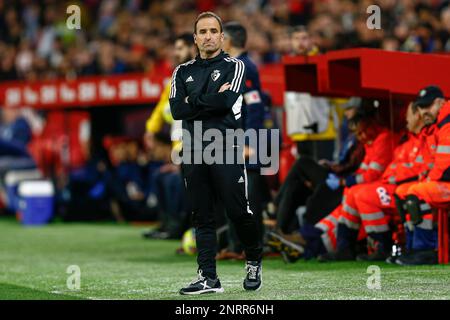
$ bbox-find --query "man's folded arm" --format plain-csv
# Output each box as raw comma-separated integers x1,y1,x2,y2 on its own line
169,66,202,121
189,59,246,115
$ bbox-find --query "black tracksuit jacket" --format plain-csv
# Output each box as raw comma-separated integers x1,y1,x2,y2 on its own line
169,51,246,151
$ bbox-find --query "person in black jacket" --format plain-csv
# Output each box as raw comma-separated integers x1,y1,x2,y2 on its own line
214,21,269,260
169,12,262,295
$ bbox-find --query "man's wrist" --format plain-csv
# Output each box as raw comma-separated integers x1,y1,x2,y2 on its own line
188,93,200,107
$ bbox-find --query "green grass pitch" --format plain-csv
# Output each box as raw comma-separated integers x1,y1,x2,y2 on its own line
0,218,449,300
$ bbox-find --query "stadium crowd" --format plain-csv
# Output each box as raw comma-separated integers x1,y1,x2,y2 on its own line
1,0,450,83
0,1,450,267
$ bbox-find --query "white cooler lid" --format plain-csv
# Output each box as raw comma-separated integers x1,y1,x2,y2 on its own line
18,180,54,197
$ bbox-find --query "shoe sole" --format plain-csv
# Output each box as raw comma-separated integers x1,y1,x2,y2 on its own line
243,282,262,292
244,282,262,292
268,232,305,254
180,287,224,295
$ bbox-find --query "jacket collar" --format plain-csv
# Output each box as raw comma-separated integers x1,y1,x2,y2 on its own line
195,50,227,65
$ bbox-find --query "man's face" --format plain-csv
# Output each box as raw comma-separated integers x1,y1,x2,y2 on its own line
223,33,232,52
355,126,367,143
344,107,357,120
194,17,224,56
174,39,192,64
291,31,311,55
418,98,444,125
2,107,20,124
405,103,422,133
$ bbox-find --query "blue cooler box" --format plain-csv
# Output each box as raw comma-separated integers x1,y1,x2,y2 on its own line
18,180,55,225
4,170,42,212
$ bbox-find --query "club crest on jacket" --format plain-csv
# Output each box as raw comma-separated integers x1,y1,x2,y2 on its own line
211,69,221,82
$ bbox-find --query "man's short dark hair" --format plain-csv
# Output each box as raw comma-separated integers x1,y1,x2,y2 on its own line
194,11,223,34
223,22,247,49
176,33,194,46
289,25,308,37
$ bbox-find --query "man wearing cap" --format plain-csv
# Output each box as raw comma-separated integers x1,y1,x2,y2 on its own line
393,85,448,265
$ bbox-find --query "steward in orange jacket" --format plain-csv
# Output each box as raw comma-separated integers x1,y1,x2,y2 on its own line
394,86,447,265
315,113,400,261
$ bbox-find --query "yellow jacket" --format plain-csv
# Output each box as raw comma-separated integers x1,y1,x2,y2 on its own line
146,83,173,132
145,83,182,151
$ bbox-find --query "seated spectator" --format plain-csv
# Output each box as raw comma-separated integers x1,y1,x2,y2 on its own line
0,105,36,177
394,86,447,265
106,138,158,221
58,148,113,222
270,97,365,243
0,105,32,148
145,133,188,239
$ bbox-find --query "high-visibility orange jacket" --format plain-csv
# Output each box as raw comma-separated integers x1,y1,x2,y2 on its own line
381,133,423,185
428,101,450,182
345,128,398,186
416,124,438,181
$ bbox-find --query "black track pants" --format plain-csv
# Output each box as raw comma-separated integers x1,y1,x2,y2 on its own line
182,161,263,278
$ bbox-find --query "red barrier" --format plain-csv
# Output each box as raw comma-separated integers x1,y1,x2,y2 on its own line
0,73,169,109
0,65,287,109
283,48,450,100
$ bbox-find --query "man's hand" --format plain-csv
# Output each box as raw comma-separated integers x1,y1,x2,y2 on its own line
219,82,231,92
243,146,256,159
318,159,332,168
304,180,313,189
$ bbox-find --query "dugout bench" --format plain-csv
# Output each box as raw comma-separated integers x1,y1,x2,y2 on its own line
282,48,450,264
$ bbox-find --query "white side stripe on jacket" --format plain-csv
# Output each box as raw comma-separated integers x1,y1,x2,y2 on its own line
224,57,245,93
169,59,195,99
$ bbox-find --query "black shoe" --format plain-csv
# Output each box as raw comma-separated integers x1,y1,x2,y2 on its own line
179,270,224,295
143,229,178,240
243,261,262,291
142,227,165,239
396,250,438,266
385,255,399,264
318,248,355,262
356,251,390,262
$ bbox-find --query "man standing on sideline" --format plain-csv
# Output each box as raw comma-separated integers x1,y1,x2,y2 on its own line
169,12,263,295
216,21,267,259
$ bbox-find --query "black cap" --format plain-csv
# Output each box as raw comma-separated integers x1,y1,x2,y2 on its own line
414,85,444,108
